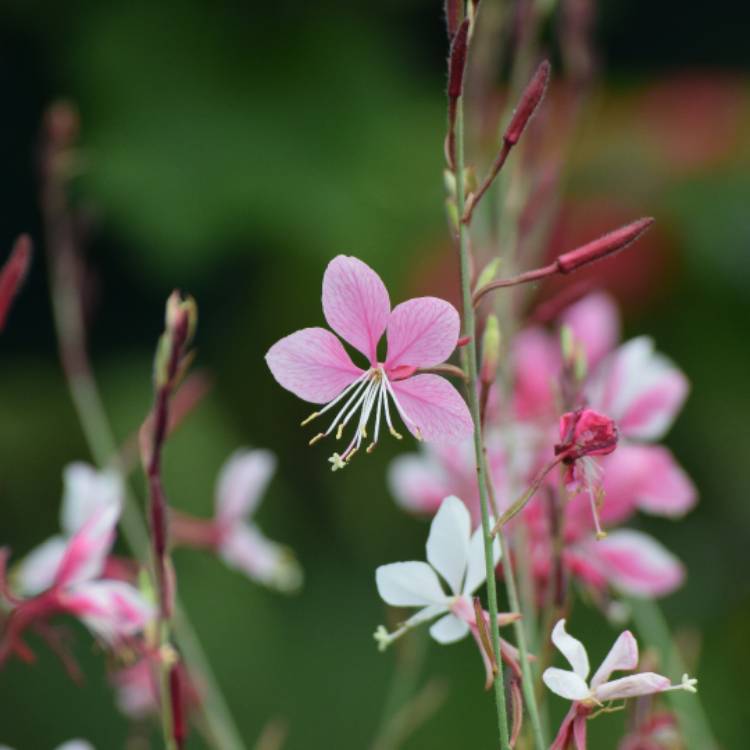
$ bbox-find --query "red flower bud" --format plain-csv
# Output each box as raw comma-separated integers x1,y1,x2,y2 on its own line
555,408,618,463
504,59,551,146
555,217,654,274
444,0,463,38
447,19,470,100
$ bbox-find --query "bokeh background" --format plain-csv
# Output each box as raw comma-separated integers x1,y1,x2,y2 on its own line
1,1,748,748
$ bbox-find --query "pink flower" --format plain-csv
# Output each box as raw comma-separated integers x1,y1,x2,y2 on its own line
374,496,520,685
544,619,696,750
171,449,302,593
266,255,472,470
1,498,153,666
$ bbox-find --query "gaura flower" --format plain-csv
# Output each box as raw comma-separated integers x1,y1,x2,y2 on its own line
543,619,696,750
374,496,520,685
170,449,302,593
266,255,472,470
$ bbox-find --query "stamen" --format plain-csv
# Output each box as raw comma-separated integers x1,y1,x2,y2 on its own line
366,442,376,453
389,427,403,439
383,376,421,434
307,370,370,423
309,433,325,446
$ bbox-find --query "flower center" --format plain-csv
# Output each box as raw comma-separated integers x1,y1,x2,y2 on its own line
300,366,421,470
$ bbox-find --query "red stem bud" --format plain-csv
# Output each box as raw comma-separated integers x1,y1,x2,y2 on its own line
555,217,654,274
444,0,463,38
447,19,470,100
170,663,188,749
504,59,551,146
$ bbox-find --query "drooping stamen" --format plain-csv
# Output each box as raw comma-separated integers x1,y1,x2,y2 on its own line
383,376,421,438
300,370,370,426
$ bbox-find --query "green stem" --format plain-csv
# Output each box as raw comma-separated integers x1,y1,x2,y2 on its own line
454,95,511,750
628,598,717,750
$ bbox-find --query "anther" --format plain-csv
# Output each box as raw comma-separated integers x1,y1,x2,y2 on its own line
336,424,345,440
300,412,319,426
366,442,377,454
309,433,325,446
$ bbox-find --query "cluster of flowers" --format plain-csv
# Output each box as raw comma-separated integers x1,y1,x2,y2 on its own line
266,254,698,748
0,453,300,741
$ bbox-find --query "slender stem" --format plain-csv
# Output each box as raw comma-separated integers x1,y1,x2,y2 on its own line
473,262,556,307
454,91,511,750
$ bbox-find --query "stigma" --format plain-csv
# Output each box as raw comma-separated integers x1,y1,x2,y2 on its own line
301,366,421,470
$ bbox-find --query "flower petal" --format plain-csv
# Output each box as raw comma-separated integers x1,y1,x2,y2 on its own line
56,742,95,750
219,523,302,593
61,463,123,535
560,291,620,370
387,452,451,516
426,496,471,594
390,374,473,443
590,630,639,689
542,667,591,701
551,619,590,679
588,337,688,441
265,326,364,404
512,328,560,419
62,580,154,642
15,536,68,596
322,255,390,362
375,561,447,607
429,613,470,644
576,530,685,597
54,503,120,589
215,449,276,525
463,524,501,596
594,672,671,702
385,297,460,369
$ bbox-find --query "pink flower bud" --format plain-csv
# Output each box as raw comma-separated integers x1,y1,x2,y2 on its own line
504,60,551,146
444,0,463,38
555,408,618,463
555,217,654,274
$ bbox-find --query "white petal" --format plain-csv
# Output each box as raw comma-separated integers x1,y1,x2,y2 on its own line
542,667,591,701
215,449,277,524
14,536,67,596
591,630,639,689
61,463,123,535
56,742,95,750
463,524,501,596
375,561,447,607
426,496,471,594
429,613,470,644
594,672,670,702
551,619,590,680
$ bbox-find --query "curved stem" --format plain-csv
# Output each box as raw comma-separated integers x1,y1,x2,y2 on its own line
454,89,511,750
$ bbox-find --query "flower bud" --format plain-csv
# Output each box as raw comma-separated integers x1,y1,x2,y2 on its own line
444,0,463,38
480,314,501,385
475,258,500,292
447,19,470,100
555,217,654,274
555,408,618,463
504,60,551,146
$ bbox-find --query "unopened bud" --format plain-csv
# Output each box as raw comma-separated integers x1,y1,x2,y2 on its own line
165,291,198,347
475,258,500,292
480,315,501,385
444,0,463,38
447,19,470,100
555,408,618,463
556,217,654,274
0,234,32,331
504,60,551,146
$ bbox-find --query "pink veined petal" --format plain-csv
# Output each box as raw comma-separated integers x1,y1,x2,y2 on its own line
375,561,447,607
265,327,364,404
542,667,591,701
594,672,671,702
321,255,391,363
387,452,452,516
512,327,560,419
15,536,68,596
61,463,123,536
577,530,685,597
215,449,276,526
219,523,302,593
54,503,120,589
560,291,620,370
429,613,470,644
62,579,154,642
551,619,590,679
385,297,460,370
588,337,688,441
590,630,639,689
425,496,472,595
390,374,473,443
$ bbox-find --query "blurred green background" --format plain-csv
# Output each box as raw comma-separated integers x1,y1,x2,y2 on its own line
1,1,749,748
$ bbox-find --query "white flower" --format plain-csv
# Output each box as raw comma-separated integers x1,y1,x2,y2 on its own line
374,495,500,650
543,619,697,707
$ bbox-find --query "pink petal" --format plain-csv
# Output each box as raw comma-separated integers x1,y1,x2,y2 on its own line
385,297,460,369
512,328,560,419
322,255,390,363
265,327,364,404
550,706,578,750
560,291,620,369
113,660,159,719
62,580,154,642
54,503,120,589
590,630,639,688
215,449,276,525
15,536,67,596
575,530,685,597
573,714,588,750
594,672,671,702
390,374,473,443
387,452,453,516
